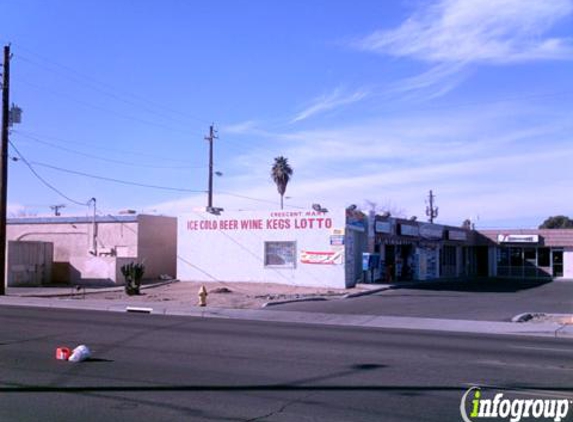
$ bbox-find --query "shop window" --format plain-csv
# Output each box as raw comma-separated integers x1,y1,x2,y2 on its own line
510,247,523,266
498,248,509,266
264,241,296,268
524,248,536,262
538,248,550,267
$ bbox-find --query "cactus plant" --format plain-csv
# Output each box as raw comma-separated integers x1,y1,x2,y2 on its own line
121,262,145,295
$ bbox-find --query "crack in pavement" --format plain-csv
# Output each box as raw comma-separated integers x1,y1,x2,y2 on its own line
242,393,315,422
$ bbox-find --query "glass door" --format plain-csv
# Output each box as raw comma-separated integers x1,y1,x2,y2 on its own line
552,250,564,278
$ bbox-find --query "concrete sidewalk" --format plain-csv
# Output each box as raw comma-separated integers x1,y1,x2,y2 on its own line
6,279,391,308
0,293,571,340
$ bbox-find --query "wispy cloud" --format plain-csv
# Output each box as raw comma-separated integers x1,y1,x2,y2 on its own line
152,100,573,227
354,0,573,101
220,120,258,135
291,87,369,123
357,0,573,63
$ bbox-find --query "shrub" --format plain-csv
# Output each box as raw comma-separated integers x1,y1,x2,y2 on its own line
121,262,145,296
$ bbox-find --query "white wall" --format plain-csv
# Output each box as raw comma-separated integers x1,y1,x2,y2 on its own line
564,249,573,279
177,210,348,288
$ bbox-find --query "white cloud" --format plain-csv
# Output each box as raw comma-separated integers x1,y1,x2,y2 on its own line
220,120,258,135
291,87,369,123
353,0,573,101
357,0,573,63
150,102,573,228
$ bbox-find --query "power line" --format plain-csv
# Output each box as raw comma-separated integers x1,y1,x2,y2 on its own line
19,159,207,193
218,190,306,210
14,129,196,164
12,147,307,209
17,77,207,138
23,159,307,209
12,45,212,125
9,141,90,206
13,131,207,170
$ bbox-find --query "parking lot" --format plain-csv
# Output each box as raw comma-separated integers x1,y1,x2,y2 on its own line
271,279,573,322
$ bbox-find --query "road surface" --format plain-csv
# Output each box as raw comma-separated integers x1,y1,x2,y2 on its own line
1,306,572,421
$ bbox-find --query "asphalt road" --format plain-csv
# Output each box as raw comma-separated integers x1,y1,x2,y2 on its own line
1,306,572,422
273,280,573,321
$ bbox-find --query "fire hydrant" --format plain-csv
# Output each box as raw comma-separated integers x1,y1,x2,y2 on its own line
198,285,208,307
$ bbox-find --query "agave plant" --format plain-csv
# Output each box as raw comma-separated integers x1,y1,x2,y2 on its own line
121,262,145,296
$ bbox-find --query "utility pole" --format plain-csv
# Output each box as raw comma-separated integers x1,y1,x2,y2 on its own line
204,124,217,211
50,204,66,216
0,45,10,295
425,189,439,224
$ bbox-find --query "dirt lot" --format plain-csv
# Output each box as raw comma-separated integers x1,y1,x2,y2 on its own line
82,280,359,309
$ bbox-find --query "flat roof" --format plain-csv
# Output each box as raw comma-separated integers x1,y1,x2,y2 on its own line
7,215,139,225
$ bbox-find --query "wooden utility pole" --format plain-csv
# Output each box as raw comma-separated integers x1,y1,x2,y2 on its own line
204,124,217,211
425,189,439,224
0,45,11,295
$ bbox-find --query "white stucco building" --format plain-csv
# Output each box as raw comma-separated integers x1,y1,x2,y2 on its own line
177,209,368,288
7,214,177,286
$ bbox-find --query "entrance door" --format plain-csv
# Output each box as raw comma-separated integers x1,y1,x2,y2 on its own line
384,245,395,282
476,246,489,277
552,250,564,278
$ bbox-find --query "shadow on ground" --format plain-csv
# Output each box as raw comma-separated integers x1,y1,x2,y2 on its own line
390,278,554,293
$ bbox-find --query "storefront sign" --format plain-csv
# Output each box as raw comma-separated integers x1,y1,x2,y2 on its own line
346,209,367,232
301,251,343,265
375,221,392,234
448,230,467,241
399,224,419,237
419,224,443,240
186,212,333,232
330,235,345,246
497,234,539,243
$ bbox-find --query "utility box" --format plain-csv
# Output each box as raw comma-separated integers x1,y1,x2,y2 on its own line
7,241,53,286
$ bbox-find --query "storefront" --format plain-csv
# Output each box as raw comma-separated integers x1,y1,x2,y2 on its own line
373,217,473,282
177,208,368,288
477,230,573,280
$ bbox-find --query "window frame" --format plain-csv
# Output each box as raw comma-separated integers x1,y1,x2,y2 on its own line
264,241,297,269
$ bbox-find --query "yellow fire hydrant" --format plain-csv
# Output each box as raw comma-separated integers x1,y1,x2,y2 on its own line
198,285,208,307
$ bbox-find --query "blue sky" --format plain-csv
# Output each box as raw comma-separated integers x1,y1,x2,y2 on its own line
2,0,573,228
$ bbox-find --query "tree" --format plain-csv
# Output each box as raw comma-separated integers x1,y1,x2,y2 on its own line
363,199,407,218
539,215,573,229
271,156,293,210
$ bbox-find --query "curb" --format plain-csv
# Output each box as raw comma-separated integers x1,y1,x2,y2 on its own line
9,279,180,299
1,296,572,340
343,287,390,299
263,297,328,308
342,279,463,299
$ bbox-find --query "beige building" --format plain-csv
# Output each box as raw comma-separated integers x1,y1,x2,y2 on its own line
7,214,177,286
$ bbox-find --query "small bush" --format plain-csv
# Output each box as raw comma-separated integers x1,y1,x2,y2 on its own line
121,262,145,296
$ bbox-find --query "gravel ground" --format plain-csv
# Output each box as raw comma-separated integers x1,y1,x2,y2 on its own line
79,280,360,309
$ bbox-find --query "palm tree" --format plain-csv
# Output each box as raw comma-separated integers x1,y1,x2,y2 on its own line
271,156,293,210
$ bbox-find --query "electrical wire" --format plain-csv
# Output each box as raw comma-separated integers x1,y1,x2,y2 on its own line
14,129,196,164
218,191,306,210
14,131,207,170
12,45,212,125
17,77,207,138
22,160,207,193
9,141,91,207
11,138,308,209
